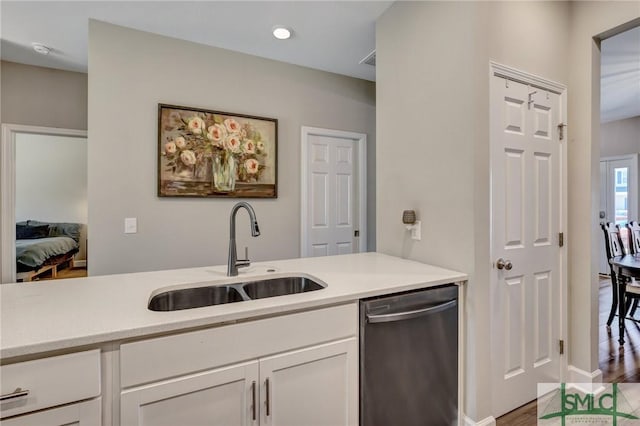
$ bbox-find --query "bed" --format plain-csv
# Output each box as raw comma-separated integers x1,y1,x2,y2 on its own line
16,220,82,282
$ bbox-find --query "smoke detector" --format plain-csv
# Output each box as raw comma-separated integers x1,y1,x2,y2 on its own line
272,26,291,40
31,43,51,55
359,50,376,66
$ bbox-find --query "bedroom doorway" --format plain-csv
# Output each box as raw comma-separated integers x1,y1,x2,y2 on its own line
1,124,88,283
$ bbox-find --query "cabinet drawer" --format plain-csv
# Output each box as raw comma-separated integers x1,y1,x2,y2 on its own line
0,398,101,426
0,349,101,419
121,303,358,388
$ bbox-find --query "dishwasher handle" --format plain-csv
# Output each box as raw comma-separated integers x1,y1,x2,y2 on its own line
366,299,457,323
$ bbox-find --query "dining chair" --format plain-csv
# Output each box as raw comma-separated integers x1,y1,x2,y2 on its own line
624,221,640,316
602,222,640,328
626,221,640,254
602,222,624,328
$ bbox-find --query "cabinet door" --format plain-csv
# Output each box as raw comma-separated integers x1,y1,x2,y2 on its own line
121,361,259,426
260,338,358,426
1,398,101,426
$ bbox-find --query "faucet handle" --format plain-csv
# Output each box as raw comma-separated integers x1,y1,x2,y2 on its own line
236,247,251,270
237,246,250,262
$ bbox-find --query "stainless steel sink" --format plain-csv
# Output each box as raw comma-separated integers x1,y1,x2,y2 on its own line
241,276,325,299
148,285,245,311
148,275,326,311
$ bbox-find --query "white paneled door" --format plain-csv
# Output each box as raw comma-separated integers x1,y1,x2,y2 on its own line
301,127,366,257
490,66,564,417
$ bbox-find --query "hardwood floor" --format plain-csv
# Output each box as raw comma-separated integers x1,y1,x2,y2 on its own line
55,266,87,279
495,278,640,425
29,263,87,281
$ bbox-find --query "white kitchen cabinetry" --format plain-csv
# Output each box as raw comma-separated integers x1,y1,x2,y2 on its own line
1,398,101,426
0,350,101,425
121,361,259,426
261,339,357,426
119,304,358,426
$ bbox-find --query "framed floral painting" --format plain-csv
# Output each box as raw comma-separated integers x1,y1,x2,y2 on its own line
158,104,277,198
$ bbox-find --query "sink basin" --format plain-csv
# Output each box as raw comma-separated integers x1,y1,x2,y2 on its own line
148,275,326,311
148,285,244,311
242,276,325,299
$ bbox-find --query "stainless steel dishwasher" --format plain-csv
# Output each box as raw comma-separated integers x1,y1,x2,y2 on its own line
360,284,458,426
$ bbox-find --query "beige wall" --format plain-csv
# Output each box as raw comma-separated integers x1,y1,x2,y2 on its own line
88,21,376,276
1,60,87,130
377,3,484,418
1,61,88,273
600,116,640,158
377,2,570,420
377,0,639,421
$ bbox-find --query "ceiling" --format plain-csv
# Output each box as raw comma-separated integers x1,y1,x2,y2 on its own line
1,2,638,122
601,26,640,123
0,1,392,82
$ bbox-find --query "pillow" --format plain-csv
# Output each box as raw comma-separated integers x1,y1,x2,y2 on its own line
25,220,82,243
48,223,81,242
16,224,50,239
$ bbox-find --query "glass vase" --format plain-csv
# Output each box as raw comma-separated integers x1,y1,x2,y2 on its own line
212,152,237,193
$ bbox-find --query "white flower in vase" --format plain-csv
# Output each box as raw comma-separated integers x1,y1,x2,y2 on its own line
180,150,197,166
187,116,205,135
165,141,177,154
224,118,241,134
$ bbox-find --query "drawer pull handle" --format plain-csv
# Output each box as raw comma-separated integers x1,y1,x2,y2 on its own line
0,388,29,401
251,381,256,421
265,378,271,416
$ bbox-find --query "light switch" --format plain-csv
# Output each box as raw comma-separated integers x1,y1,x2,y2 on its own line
410,220,421,241
124,217,137,234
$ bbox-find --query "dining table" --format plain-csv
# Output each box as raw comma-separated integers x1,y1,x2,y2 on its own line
609,254,640,347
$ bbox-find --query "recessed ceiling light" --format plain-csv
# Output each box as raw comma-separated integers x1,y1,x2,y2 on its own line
31,42,51,55
272,26,291,40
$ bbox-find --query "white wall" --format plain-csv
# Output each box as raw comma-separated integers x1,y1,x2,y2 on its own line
600,116,640,223
15,133,88,260
15,134,87,224
376,1,640,422
600,116,640,158
88,21,376,276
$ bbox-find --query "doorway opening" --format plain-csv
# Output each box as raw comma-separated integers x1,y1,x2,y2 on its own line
1,124,88,283
596,22,640,379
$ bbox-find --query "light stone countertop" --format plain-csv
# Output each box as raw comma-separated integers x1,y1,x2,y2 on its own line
0,252,467,360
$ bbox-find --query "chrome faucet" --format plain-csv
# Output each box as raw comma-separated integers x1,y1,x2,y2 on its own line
227,202,260,276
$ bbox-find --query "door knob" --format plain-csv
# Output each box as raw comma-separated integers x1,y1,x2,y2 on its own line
496,258,513,270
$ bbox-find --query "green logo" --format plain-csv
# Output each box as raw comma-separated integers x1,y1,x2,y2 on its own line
539,383,639,425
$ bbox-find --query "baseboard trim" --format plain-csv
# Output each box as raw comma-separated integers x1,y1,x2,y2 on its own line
464,414,497,426
73,260,87,268
567,365,603,383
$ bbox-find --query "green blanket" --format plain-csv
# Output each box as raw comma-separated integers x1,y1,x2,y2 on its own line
16,236,79,272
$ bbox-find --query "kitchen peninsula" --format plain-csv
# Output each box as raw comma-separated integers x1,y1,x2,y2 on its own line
1,252,466,426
